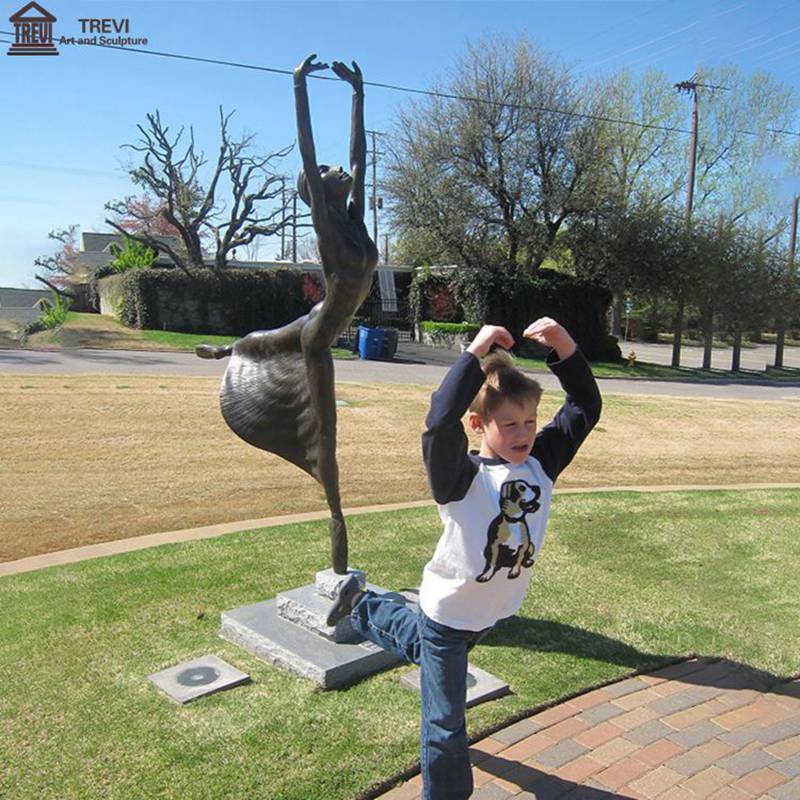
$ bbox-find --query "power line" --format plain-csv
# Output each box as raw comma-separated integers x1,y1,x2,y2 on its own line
2,31,799,139
579,2,745,71
0,29,693,135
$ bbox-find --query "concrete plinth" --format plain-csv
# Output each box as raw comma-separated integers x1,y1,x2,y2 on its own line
276,584,361,644
220,570,413,689
221,597,402,689
401,663,510,708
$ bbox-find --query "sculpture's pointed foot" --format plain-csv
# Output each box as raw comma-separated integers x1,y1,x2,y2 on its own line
196,343,233,359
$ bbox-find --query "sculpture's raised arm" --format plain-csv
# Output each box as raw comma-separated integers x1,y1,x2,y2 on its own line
331,60,366,221
294,54,329,221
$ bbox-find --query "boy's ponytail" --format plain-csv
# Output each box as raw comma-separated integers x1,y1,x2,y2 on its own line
470,349,542,419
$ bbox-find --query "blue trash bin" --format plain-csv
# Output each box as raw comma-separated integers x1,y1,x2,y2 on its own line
381,327,398,360
358,326,384,360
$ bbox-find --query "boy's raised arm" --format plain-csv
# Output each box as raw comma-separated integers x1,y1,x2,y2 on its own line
527,319,601,483
422,352,484,504
422,326,514,504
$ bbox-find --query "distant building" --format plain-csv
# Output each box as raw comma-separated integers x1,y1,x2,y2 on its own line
71,232,181,279
0,286,51,323
76,231,411,317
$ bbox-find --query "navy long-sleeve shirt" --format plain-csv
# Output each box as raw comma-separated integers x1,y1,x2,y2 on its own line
418,349,601,630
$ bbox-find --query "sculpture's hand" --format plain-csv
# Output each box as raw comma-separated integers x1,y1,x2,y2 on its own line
331,60,363,91
295,53,329,80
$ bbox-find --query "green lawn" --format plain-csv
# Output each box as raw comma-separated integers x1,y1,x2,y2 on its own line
2,489,799,800
141,328,356,359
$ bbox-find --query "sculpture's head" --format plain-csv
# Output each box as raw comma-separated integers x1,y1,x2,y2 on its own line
297,164,353,207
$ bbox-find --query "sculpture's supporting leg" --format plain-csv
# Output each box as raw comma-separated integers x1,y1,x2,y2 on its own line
317,399,349,574
302,321,349,575
328,506,348,576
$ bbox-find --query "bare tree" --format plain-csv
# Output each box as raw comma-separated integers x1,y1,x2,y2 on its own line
110,193,186,238
33,225,80,297
106,108,296,276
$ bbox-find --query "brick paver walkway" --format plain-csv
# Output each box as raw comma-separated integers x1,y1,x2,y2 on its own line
376,657,800,800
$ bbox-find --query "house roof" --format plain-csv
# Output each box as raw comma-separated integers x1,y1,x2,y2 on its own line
80,232,183,253
0,287,51,308
74,235,414,274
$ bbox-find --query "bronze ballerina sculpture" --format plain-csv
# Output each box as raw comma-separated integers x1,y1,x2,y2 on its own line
197,55,378,575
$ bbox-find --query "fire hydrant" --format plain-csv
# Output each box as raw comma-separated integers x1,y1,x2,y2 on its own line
627,350,637,368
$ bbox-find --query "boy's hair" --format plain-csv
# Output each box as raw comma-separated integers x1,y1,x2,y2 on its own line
469,350,542,419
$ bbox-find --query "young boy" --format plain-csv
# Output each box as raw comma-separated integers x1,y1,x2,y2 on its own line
327,317,601,800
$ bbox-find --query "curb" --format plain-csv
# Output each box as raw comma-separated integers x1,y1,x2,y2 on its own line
2,485,798,578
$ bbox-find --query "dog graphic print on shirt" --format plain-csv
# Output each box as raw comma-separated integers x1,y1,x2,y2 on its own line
476,479,541,583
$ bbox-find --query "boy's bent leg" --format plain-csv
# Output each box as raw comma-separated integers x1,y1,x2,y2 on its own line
419,614,472,800
350,591,422,665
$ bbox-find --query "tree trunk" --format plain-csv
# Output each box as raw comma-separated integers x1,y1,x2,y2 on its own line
774,324,785,369
611,292,624,338
701,301,713,370
731,328,742,372
671,291,684,368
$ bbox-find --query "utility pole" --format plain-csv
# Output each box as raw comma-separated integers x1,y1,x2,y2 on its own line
672,76,729,368
280,177,287,260
366,129,384,249
292,190,298,264
383,233,390,265
672,78,700,369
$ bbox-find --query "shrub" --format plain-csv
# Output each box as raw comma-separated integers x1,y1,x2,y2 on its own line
411,267,618,361
18,292,71,343
108,237,157,273
420,321,479,334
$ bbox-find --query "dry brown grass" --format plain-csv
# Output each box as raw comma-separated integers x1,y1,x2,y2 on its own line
1,373,798,562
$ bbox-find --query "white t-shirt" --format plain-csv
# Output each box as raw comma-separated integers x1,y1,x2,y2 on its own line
419,349,601,632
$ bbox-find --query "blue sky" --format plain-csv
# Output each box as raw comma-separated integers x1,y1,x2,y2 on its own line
1,0,799,287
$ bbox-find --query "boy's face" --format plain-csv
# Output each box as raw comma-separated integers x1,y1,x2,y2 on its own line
469,397,538,465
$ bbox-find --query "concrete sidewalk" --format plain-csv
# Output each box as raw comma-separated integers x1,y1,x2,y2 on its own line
377,657,800,800
4,484,798,578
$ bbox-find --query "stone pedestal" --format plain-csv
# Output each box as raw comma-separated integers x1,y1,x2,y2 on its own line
220,568,411,689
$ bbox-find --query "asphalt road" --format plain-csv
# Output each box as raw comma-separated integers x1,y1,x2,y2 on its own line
2,345,799,400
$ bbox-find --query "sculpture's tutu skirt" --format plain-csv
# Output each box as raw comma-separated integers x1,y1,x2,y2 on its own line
219,329,322,482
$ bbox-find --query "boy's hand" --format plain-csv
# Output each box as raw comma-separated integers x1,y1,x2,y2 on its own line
523,317,576,361
467,325,515,359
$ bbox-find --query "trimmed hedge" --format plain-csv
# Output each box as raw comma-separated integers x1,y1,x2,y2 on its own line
487,269,621,362
412,268,620,362
103,268,318,336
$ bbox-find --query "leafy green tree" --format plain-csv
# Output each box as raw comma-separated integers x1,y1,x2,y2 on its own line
385,36,609,293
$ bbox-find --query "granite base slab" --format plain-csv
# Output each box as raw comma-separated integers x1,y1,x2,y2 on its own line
401,663,510,708
221,597,404,689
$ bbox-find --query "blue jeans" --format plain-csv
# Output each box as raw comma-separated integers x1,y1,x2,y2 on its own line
350,591,490,800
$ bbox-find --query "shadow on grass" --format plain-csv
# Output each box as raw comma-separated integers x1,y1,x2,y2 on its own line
486,615,789,691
